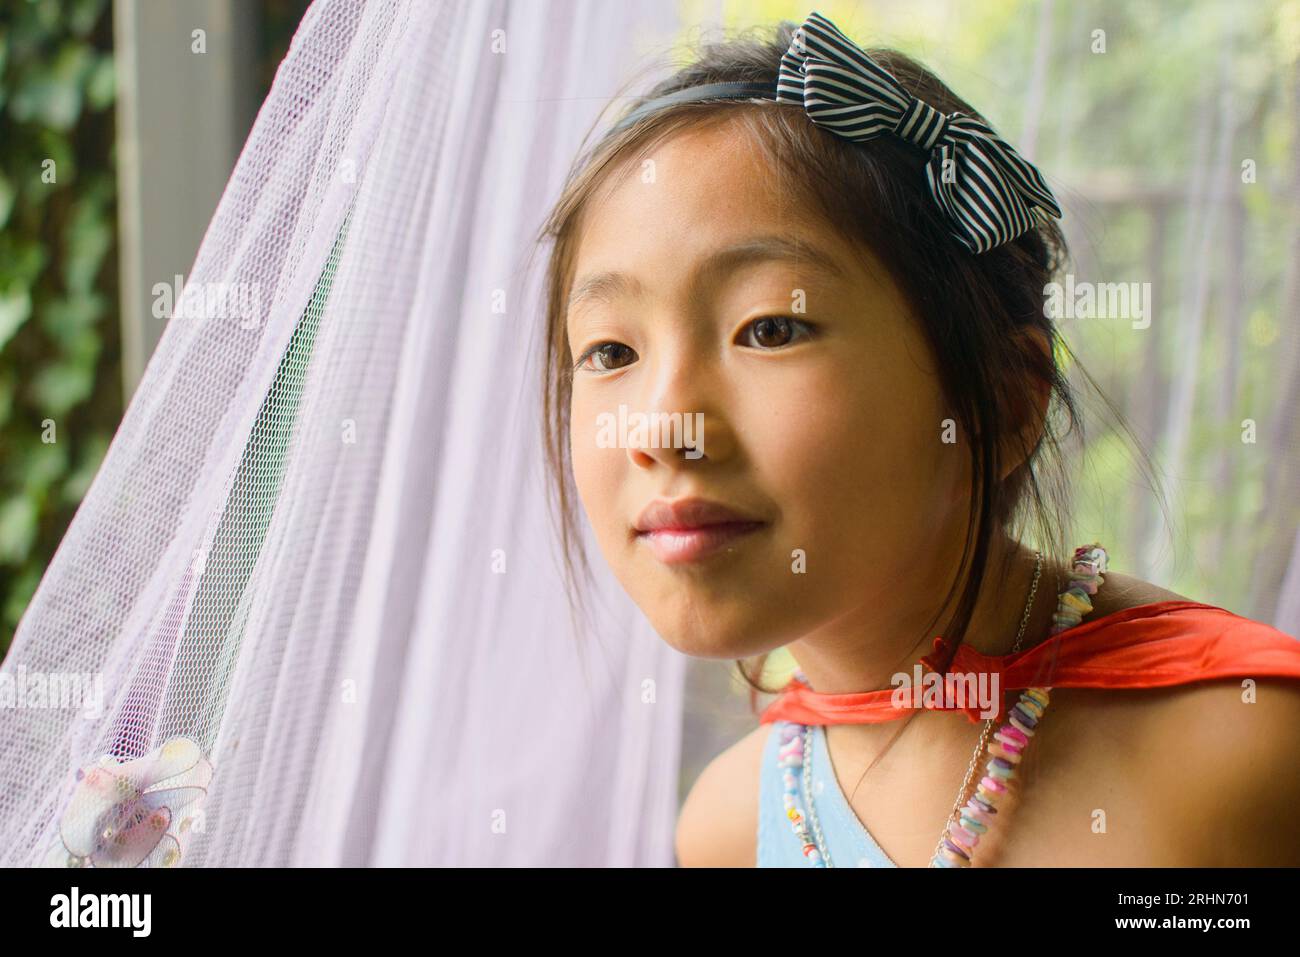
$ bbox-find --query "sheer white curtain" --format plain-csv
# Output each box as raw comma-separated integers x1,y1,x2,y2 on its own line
0,0,685,867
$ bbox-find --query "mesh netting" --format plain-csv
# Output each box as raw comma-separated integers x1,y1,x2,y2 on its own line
0,0,684,866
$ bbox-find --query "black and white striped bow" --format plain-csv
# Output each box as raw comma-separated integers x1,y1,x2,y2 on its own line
776,11,1063,254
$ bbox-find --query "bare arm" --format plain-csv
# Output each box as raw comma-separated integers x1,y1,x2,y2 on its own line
674,724,770,867
1145,678,1300,866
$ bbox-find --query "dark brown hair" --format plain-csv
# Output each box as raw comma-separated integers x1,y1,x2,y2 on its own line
535,20,1165,703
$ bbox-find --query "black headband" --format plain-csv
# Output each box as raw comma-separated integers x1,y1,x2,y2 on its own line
607,80,778,137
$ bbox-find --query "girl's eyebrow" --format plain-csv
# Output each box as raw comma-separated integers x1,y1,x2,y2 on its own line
567,235,848,314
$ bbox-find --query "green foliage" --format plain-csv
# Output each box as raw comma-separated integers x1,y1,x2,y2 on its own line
0,0,119,653
0,0,310,654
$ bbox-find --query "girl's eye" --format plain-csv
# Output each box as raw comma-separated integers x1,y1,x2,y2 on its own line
576,342,637,373
737,315,813,349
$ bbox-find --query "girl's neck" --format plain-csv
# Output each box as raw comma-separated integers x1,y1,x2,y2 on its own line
786,534,1065,697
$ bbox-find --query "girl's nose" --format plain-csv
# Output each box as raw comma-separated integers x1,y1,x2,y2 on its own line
627,432,710,469
623,342,737,468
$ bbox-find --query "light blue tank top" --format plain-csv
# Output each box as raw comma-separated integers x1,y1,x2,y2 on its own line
756,720,899,867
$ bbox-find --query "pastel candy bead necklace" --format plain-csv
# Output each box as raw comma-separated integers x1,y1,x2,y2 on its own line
780,544,1108,867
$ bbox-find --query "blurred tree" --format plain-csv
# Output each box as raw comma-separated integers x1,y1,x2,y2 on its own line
0,0,119,653
0,0,310,655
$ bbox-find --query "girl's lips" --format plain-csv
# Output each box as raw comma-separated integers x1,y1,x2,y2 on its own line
636,521,766,565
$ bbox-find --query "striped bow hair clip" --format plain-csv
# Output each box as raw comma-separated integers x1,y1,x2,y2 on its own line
776,11,1063,254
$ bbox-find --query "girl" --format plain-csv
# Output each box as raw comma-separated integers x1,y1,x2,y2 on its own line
538,12,1300,867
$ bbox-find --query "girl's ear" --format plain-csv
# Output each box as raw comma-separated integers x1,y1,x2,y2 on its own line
996,327,1053,484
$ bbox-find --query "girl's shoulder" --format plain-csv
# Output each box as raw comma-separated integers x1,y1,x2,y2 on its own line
1047,572,1300,865
1086,569,1188,616
674,723,772,867
1078,569,1295,649
1047,675,1300,865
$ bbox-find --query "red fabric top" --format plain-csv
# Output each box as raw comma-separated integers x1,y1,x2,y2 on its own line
758,600,1300,726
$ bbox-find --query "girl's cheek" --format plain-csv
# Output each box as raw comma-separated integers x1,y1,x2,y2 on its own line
740,349,954,543
569,391,624,536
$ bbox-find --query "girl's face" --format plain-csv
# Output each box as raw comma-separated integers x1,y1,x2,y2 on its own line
566,118,969,660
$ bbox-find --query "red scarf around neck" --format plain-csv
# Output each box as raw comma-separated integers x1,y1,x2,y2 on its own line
758,600,1300,726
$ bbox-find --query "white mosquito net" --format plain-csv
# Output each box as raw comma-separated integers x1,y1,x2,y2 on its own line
0,0,686,866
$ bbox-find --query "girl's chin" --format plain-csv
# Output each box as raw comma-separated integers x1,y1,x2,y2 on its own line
650,621,785,661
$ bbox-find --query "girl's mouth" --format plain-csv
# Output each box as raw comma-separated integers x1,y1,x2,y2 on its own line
632,496,769,564
635,521,766,565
